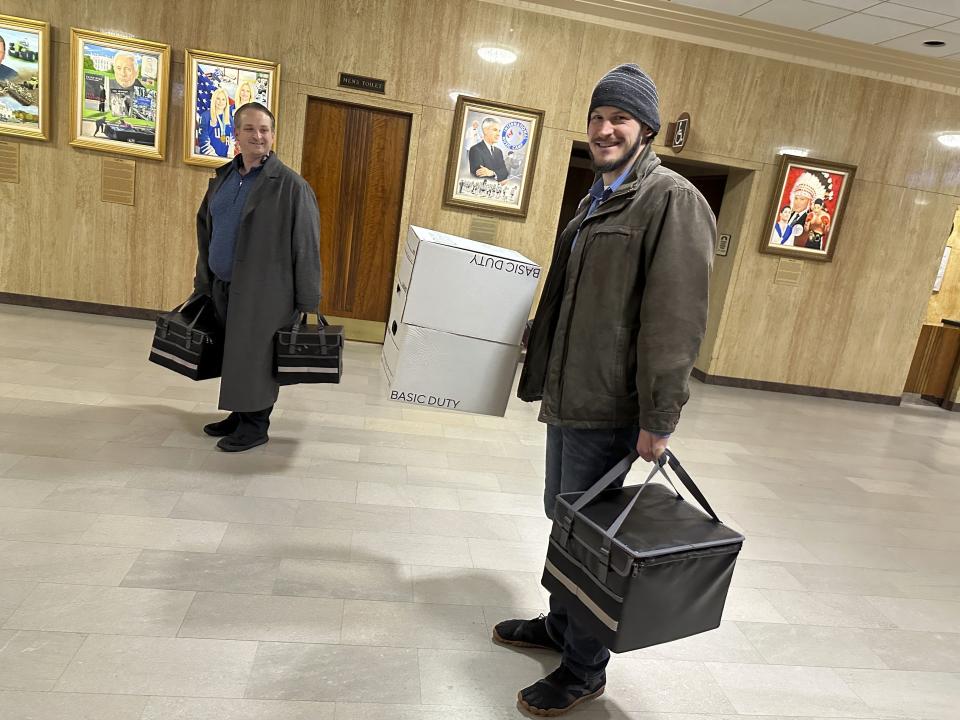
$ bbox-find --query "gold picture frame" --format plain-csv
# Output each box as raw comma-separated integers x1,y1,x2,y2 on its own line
443,96,545,219
183,48,280,168
0,14,50,141
69,28,170,160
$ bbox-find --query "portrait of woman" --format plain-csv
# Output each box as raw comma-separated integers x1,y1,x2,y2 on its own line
769,205,792,245
197,86,233,157
183,48,278,167
233,80,254,114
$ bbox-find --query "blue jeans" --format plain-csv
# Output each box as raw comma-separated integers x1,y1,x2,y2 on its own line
542,424,639,683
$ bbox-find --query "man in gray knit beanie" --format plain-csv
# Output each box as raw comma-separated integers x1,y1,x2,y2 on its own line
494,64,717,715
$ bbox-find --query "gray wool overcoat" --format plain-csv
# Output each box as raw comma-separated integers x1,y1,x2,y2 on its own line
193,153,321,412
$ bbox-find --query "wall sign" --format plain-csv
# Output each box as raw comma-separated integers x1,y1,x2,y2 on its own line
774,258,804,286
670,112,690,152
101,156,135,205
338,72,385,94
0,140,19,183
716,233,730,256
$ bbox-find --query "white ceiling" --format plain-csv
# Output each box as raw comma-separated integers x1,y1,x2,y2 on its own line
670,0,960,60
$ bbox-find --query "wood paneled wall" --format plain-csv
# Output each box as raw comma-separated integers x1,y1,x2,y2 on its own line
925,206,960,326
2,0,960,399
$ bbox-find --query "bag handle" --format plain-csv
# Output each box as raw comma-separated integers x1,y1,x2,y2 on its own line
558,448,723,585
163,294,212,348
287,312,330,353
568,448,722,540
176,292,207,316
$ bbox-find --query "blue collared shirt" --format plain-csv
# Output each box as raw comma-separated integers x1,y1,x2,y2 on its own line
571,164,633,250
208,154,267,282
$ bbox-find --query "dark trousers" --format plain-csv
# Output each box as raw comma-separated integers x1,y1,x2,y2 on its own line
211,277,273,438
542,423,639,683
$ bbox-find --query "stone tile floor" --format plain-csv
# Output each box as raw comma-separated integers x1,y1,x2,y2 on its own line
0,304,958,719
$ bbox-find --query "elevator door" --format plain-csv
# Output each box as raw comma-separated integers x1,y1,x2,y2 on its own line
301,98,411,341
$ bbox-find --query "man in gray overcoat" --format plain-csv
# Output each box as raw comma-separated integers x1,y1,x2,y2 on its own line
193,102,321,452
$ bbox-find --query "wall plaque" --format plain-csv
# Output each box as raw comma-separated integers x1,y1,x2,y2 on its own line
101,157,136,205
339,72,386,94
670,112,690,153
716,233,730,256
0,141,20,184
774,258,804,286
469,215,499,245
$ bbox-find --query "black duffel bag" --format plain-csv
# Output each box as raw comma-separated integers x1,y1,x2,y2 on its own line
542,449,744,653
274,313,343,385
148,294,223,381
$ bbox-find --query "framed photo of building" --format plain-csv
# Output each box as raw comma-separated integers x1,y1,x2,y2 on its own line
761,154,856,262
183,49,280,168
69,28,170,160
443,96,544,218
0,14,50,141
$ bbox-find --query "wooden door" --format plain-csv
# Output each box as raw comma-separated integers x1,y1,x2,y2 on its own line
301,98,411,341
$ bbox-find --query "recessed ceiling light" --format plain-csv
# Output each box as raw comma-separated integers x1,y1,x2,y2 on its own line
924,40,946,47
477,47,517,65
937,133,960,148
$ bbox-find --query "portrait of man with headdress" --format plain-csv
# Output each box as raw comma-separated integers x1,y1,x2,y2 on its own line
763,156,855,262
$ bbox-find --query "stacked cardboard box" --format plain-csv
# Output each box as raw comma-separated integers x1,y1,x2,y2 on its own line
381,225,541,416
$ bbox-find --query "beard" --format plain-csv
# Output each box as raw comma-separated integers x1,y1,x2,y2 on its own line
590,135,644,174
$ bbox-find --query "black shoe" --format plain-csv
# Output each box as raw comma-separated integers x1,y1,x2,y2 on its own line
203,413,240,437
216,434,268,452
493,614,562,653
517,664,605,716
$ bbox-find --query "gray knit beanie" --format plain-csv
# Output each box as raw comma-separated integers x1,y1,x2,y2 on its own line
588,64,660,135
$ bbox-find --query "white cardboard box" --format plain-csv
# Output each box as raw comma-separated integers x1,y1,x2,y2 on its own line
381,323,519,416
394,225,541,346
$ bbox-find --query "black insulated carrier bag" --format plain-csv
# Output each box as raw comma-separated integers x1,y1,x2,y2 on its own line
274,313,343,385
542,449,744,653
148,294,223,381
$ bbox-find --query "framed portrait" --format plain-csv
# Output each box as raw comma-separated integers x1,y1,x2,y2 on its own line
0,14,50,141
183,49,280,168
69,28,170,160
761,154,856,262
443,96,544,218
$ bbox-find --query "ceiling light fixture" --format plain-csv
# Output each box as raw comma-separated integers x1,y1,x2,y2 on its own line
937,133,960,148
924,40,946,47
477,47,517,65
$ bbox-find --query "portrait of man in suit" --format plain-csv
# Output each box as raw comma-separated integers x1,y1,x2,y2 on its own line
468,117,509,182
445,98,544,216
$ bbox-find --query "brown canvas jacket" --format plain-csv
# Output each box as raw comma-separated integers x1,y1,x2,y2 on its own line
518,145,716,434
